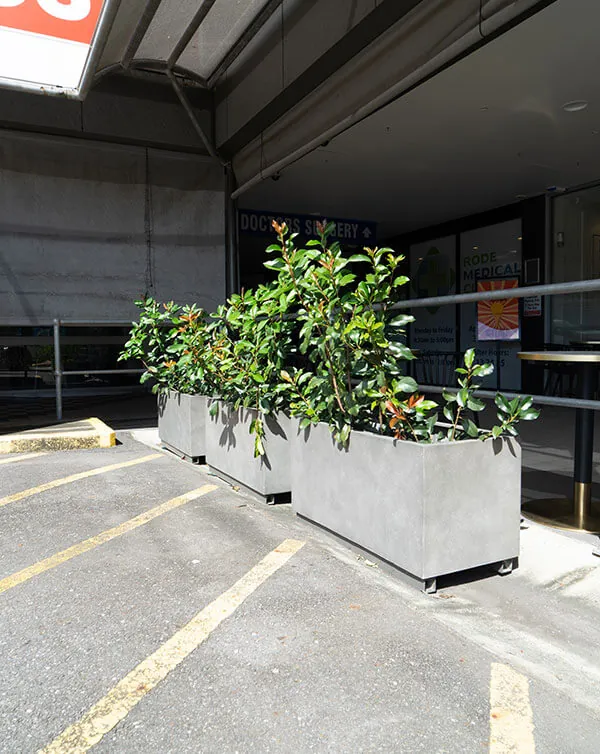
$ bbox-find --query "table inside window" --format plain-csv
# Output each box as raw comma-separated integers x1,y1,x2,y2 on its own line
518,351,600,533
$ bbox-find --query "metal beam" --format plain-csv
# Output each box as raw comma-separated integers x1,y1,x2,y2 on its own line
207,0,283,89
53,319,63,421
121,0,164,69
225,165,240,296
94,59,208,89
167,0,220,69
424,385,600,412
132,59,208,87
388,279,600,312
166,70,223,163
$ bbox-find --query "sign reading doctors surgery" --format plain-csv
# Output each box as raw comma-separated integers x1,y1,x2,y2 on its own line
239,209,377,244
0,0,106,95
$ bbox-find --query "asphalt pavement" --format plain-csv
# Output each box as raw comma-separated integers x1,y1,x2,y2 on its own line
0,432,599,753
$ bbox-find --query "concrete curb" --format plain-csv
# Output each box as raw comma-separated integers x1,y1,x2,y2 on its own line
0,417,116,454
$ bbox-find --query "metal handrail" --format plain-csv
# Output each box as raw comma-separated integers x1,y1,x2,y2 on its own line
389,278,600,311
52,319,143,420
423,385,600,412
0,320,134,327
4,274,600,420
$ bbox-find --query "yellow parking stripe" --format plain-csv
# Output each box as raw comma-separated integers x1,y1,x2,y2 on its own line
0,454,161,508
490,663,535,753
39,539,305,754
0,452,46,465
0,485,217,595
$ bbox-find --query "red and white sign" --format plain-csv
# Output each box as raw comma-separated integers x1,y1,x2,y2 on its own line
0,0,106,93
523,295,542,318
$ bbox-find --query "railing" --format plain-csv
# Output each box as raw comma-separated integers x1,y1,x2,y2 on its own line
1,277,600,421
401,277,600,412
0,318,143,421
423,385,600,412
51,319,143,421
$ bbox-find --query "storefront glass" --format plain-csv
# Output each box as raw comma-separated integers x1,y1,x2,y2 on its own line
0,326,139,394
551,185,600,345
460,220,522,390
409,219,522,390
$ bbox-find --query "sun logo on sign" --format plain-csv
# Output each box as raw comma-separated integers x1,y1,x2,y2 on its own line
477,279,520,341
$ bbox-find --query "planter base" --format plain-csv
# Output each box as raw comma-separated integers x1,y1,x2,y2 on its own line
297,512,517,593
162,441,205,465
208,466,291,505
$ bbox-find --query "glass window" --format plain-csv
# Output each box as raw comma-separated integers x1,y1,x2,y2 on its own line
460,220,522,390
551,186,600,345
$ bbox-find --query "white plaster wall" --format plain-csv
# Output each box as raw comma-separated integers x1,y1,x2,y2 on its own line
0,132,226,324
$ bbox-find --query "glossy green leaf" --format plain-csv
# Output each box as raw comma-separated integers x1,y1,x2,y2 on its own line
467,397,486,412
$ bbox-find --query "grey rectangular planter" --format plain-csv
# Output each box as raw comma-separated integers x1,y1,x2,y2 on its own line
157,392,207,462
206,400,291,502
291,422,521,592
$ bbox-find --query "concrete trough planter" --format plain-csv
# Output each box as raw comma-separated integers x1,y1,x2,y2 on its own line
157,392,207,462
291,422,521,592
206,400,292,503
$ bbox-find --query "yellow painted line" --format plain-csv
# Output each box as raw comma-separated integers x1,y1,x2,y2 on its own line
0,485,217,596
0,454,160,509
0,452,46,465
39,538,305,754
490,662,535,753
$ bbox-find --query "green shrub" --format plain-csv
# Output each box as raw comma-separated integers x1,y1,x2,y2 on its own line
121,223,539,454
119,298,214,396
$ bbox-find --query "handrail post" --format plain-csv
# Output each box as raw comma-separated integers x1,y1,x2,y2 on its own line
53,318,63,421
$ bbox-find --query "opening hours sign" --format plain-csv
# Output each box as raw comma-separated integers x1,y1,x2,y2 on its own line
0,0,106,95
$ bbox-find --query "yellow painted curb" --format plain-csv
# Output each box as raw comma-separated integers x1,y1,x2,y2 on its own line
0,417,116,455
87,417,116,448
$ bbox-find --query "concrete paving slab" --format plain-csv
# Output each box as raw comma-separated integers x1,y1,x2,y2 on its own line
0,417,115,454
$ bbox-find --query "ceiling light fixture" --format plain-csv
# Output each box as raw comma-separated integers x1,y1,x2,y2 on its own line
563,100,588,112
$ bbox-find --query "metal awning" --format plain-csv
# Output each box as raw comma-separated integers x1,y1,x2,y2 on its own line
0,0,280,98
95,0,281,93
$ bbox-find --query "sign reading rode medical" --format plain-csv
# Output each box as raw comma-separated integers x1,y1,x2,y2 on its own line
0,0,105,94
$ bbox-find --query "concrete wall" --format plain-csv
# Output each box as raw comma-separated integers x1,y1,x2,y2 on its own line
0,76,213,154
0,131,226,324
